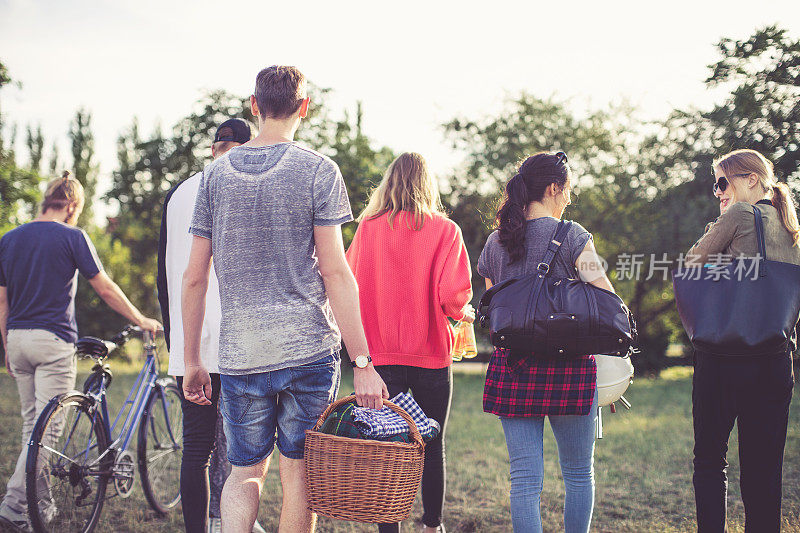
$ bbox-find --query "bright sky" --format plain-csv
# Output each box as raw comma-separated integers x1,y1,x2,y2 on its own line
1,0,798,218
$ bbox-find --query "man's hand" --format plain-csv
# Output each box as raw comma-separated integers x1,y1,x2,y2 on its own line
183,364,212,405
4,354,12,378
137,317,162,336
353,365,389,410
461,304,476,324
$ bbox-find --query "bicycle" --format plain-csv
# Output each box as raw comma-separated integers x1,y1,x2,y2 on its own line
24,325,183,533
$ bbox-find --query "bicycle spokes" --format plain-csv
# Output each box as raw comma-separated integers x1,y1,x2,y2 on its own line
28,396,110,532
138,382,183,513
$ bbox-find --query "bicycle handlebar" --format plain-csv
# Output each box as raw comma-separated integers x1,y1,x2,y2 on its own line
77,325,162,361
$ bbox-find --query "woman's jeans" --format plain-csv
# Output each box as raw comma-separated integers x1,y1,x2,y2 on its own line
693,350,794,533
374,365,452,532
500,393,598,533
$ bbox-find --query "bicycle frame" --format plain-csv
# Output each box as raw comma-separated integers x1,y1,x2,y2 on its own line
26,326,184,533
86,331,165,464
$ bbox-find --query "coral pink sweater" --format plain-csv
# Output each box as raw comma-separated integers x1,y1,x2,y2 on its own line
345,212,473,369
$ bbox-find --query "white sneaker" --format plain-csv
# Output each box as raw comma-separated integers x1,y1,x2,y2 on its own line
252,519,267,533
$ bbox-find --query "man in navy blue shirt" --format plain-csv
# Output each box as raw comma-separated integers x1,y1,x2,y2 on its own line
0,172,161,530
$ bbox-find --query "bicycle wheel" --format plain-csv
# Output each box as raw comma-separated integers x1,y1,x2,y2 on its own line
26,393,112,533
137,378,183,514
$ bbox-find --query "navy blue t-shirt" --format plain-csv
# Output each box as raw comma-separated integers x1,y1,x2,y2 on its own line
0,221,104,343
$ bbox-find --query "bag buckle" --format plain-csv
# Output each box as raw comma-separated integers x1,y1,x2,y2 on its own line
536,262,550,274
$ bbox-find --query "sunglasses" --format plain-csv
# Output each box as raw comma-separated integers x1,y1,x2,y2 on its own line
713,173,751,194
554,151,568,166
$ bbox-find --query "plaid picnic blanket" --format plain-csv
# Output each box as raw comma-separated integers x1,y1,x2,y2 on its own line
317,397,412,443
353,392,440,442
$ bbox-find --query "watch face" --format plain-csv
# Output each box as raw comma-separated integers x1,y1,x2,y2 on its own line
356,355,369,368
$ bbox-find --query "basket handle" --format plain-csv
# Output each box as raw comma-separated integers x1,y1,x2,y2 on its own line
313,395,425,447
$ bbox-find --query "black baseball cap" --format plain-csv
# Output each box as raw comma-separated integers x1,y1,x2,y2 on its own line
213,118,252,144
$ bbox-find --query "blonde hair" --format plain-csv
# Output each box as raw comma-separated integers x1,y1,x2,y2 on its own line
715,149,800,247
358,152,444,230
41,171,84,213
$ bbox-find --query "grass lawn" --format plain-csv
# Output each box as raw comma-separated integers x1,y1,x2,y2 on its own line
1,361,798,532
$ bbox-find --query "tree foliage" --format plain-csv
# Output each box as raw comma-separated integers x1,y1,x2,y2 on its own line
704,25,800,181
0,61,41,234
26,125,43,173
4,26,798,370
299,99,395,243
69,109,97,227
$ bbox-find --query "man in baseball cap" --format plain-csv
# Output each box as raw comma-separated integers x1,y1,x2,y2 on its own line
157,117,265,533
212,118,252,150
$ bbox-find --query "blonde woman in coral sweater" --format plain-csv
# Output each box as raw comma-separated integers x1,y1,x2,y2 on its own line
346,152,473,533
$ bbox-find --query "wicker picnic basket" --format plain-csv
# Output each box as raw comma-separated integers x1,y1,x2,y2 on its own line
304,396,425,523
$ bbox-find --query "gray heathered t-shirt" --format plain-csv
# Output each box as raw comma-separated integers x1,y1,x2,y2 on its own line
189,142,353,375
477,217,592,284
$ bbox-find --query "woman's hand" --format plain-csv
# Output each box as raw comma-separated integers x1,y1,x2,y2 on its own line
461,304,476,324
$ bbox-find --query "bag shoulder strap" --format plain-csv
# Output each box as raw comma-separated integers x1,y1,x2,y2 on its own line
478,220,573,324
752,205,767,277
535,220,574,276
523,220,573,331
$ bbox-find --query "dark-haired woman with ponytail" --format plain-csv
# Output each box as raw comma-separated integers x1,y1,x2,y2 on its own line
477,152,614,533
687,149,799,532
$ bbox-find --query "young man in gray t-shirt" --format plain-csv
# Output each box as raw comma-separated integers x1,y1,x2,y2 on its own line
182,65,387,533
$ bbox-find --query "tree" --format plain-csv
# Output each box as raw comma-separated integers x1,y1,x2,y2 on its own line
0,61,41,234
0,61,10,90
26,124,44,173
69,109,97,227
48,140,59,175
704,25,800,182
0,61,42,363
299,100,395,243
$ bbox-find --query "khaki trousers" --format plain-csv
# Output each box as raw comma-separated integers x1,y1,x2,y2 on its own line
0,329,76,519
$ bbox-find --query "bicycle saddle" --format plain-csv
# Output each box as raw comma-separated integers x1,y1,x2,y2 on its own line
76,336,109,359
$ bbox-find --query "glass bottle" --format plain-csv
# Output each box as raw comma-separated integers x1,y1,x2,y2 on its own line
462,321,478,359
451,322,465,361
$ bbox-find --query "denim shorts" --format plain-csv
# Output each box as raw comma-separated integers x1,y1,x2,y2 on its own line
220,353,340,465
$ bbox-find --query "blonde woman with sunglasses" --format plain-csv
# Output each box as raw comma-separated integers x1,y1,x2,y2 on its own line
687,149,800,532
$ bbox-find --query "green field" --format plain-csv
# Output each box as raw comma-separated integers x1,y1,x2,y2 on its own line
1,363,798,532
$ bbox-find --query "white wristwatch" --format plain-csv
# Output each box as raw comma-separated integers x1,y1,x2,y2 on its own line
350,355,372,369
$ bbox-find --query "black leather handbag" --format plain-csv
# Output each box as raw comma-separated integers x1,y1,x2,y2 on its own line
673,204,800,356
477,220,637,360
